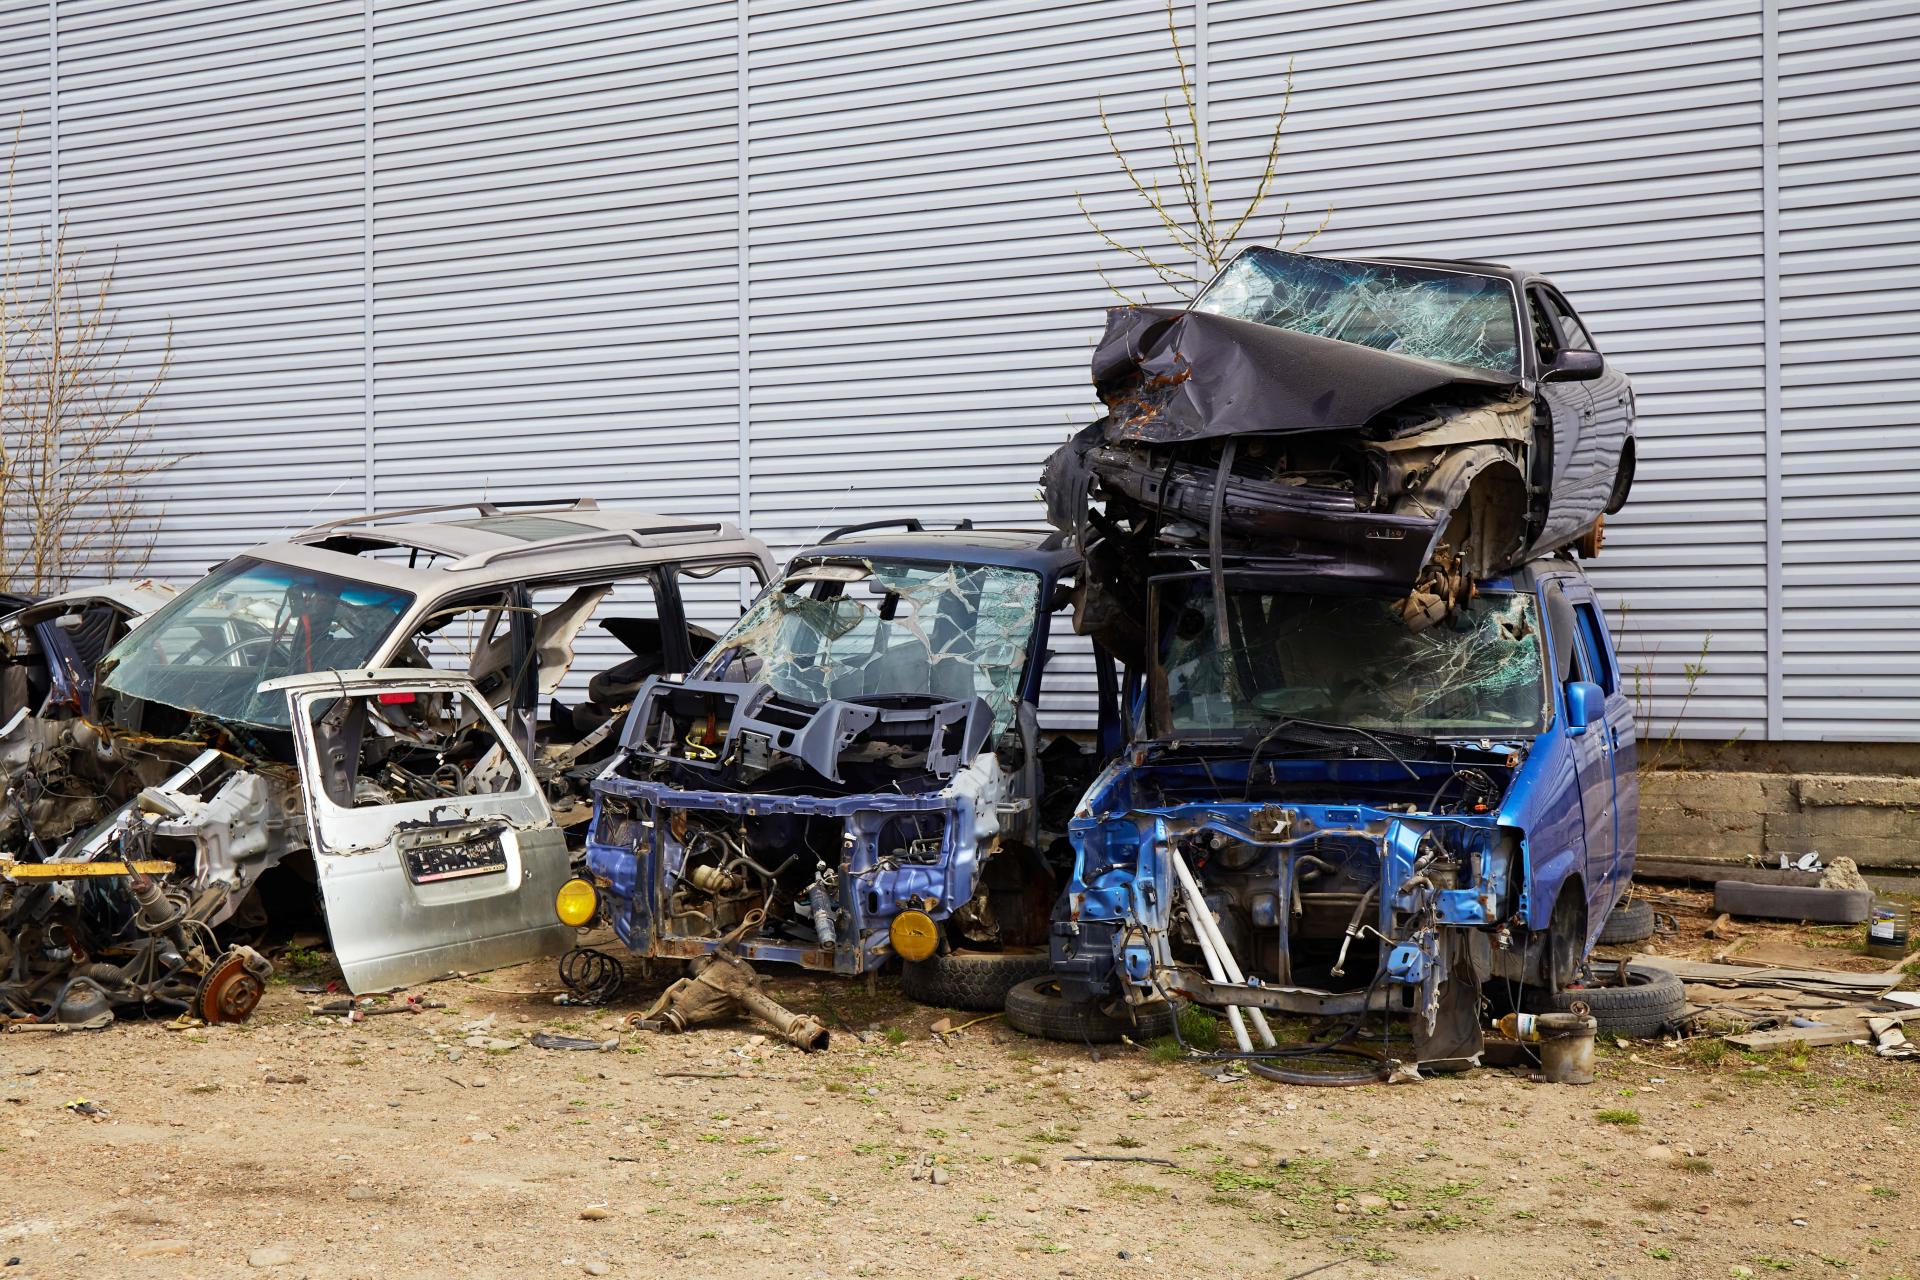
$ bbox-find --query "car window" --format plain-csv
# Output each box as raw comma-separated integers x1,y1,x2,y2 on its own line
1542,289,1596,353
1572,601,1616,695
304,684,525,812
1526,289,1561,369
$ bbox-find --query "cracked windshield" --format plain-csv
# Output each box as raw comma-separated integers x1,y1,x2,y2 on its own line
701,559,1040,730
97,558,414,729
1157,584,1546,737
1193,247,1522,375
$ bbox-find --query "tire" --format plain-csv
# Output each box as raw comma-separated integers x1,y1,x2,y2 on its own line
1524,963,1684,1040
1596,896,1655,945
1713,880,1872,925
899,948,1052,1012
1003,976,1178,1044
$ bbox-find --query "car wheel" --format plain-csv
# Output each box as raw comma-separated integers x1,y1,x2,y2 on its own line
1002,976,1178,1044
899,948,1052,1012
1523,962,1684,1040
1596,896,1656,945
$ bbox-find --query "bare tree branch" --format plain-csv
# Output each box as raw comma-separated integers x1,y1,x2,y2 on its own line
1079,0,1330,302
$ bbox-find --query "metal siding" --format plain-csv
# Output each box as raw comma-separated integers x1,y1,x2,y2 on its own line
743,0,1193,723
53,0,367,578
0,0,1908,742
1203,0,1772,740
1776,0,1920,739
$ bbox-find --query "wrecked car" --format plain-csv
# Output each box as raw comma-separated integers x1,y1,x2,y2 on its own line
0,581,176,725
1041,557,1640,1073
571,521,1123,1010
1043,248,1635,650
0,500,771,1013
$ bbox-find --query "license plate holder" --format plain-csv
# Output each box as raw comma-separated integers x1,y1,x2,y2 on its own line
400,828,507,885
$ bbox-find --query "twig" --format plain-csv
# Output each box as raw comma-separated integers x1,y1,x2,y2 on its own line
1061,1154,1176,1166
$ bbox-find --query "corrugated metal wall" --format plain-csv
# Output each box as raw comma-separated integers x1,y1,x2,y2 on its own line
0,0,1911,741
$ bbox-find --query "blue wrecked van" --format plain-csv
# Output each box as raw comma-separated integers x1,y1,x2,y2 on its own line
1037,557,1646,1069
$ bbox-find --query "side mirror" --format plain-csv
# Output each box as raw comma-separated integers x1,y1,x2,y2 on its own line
1565,680,1604,735
1544,349,1604,383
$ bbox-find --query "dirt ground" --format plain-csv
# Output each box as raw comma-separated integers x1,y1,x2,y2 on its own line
2,919,1917,1280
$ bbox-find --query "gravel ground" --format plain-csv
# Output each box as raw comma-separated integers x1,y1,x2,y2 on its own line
0,950,1916,1280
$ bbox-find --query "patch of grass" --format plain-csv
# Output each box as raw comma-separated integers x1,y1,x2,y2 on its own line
1144,1037,1184,1065
1113,1134,1143,1150
1678,1157,1714,1174
1634,1196,1672,1212
1208,1169,1278,1194
1646,1246,1673,1260
1011,1153,1042,1168
883,1027,907,1046
1595,1109,1641,1126
1870,1185,1898,1198
1174,1003,1220,1051
1753,1257,1795,1271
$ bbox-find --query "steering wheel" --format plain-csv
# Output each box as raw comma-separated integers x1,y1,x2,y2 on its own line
200,633,290,667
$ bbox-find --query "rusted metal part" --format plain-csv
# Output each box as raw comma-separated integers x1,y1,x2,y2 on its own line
196,947,272,1024
630,947,829,1052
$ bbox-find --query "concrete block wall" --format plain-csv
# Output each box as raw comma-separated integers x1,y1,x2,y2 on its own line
1640,770,1920,873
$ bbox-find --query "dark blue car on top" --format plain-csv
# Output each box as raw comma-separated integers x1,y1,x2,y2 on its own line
1044,558,1639,1069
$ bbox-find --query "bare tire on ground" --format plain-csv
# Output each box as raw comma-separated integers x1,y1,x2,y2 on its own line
1003,976,1178,1043
899,948,1052,1012
1596,896,1656,945
1523,962,1684,1040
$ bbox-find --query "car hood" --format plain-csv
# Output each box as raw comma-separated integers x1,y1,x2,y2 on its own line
1091,304,1521,444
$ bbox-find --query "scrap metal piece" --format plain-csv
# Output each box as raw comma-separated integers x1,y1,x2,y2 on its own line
631,945,829,1052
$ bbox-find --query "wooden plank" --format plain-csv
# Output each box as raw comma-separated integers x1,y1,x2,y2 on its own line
1725,1008,1920,1051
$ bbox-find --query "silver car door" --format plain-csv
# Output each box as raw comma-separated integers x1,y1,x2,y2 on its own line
276,669,572,993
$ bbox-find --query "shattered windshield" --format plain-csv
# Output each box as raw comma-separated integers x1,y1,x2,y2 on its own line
1154,583,1546,738
699,558,1041,731
1192,248,1522,375
96,557,414,729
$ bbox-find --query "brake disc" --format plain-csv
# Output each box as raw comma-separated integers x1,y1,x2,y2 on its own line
196,946,272,1023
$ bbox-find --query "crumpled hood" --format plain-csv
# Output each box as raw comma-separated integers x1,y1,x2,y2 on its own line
1092,304,1521,444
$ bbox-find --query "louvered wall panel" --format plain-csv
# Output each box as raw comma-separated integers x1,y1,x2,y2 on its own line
369,0,744,657
0,2,50,235
1203,0,1771,740
54,0,368,578
1776,0,1920,740
743,0,1194,723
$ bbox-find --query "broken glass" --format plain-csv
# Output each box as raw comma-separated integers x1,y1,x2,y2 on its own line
95,557,415,729
701,559,1041,731
1156,584,1546,737
1193,248,1522,376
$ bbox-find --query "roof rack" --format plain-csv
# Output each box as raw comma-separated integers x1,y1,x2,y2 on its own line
293,497,600,540
448,522,727,572
819,517,976,543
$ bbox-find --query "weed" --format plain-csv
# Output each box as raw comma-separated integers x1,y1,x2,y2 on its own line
1208,1169,1277,1194
1646,1247,1673,1260
883,1027,907,1046
1753,1257,1794,1271
1174,1003,1221,1050
1678,1157,1714,1174
1114,1135,1143,1149
1595,1109,1641,1126
1145,1037,1184,1065
1871,1186,1898,1198
1634,1197,1672,1212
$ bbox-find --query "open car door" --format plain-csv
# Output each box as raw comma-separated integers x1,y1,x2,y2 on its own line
269,668,573,992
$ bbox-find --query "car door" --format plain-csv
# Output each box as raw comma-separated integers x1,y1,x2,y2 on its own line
272,668,573,993
1526,287,1597,550
1543,286,1634,528
1543,584,1615,934
1571,594,1637,897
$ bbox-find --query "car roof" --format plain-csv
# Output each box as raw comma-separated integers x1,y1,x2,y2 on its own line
790,525,1081,576
228,500,770,596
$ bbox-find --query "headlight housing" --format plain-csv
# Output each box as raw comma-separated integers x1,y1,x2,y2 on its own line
555,877,599,928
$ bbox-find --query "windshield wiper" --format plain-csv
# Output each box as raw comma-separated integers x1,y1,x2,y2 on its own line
1243,716,1424,789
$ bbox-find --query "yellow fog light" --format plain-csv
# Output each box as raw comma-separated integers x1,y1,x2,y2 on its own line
889,909,939,962
555,878,598,928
